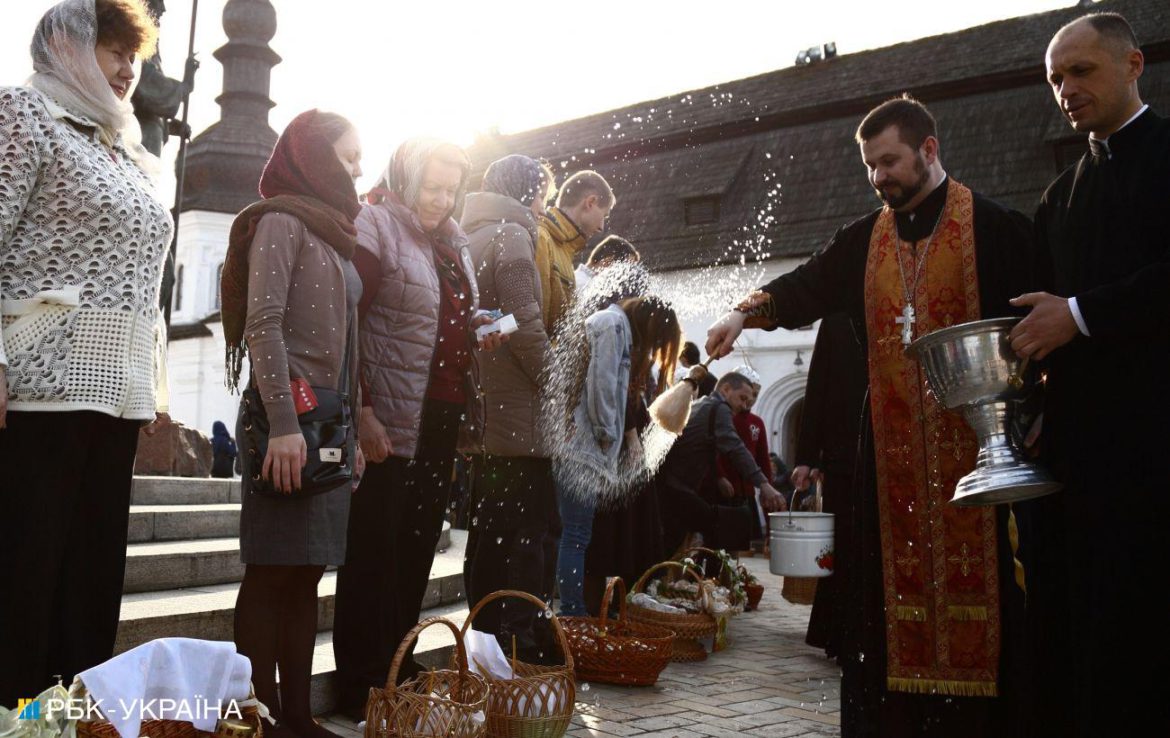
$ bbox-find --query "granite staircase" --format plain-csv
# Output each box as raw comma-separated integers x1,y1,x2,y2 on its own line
117,476,468,715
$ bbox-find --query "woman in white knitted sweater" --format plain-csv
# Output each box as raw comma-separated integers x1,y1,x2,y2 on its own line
0,0,173,703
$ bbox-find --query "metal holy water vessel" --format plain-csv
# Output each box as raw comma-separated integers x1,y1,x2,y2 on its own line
907,317,1062,506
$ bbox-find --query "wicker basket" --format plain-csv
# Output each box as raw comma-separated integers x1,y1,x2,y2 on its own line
560,577,675,687
626,561,718,662
675,546,747,609
75,685,266,738
457,589,576,738
781,576,818,605
744,582,765,611
365,617,490,738
666,638,709,663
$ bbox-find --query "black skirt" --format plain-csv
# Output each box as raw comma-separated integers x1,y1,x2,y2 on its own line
584,480,663,585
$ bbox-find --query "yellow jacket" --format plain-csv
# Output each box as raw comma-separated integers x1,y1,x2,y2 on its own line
535,207,586,333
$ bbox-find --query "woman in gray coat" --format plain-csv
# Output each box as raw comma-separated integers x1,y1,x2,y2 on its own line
459,154,560,655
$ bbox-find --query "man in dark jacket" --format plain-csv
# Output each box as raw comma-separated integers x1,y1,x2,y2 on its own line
657,373,786,555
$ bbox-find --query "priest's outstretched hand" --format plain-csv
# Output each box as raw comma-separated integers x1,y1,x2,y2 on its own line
1008,292,1080,360
707,310,746,360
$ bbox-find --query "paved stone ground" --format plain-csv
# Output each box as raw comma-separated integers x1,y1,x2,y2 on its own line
322,555,842,737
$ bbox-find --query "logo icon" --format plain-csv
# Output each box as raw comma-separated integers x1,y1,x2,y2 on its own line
17,699,40,720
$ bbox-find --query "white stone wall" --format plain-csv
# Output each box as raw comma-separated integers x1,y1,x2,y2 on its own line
166,209,240,435
169,210,234,324
166,320,242,437
653,257,819,467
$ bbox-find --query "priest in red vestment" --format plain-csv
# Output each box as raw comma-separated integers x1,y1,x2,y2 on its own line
707,96,1036,738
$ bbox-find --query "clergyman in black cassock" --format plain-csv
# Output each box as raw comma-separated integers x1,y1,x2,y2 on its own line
796,312,868,661
1012,14,1170,738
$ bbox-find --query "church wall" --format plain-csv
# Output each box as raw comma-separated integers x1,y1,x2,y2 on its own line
170,210,234,324
167,322,241,439
167,208,239,436
653,256,818,466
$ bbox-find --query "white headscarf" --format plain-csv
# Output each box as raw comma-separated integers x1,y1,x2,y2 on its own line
27,0,155,171
373,137,470,215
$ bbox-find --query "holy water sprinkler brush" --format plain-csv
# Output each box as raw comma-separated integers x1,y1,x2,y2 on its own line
648,358,713,434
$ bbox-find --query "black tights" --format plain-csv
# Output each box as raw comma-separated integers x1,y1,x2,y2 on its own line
234,564,333,738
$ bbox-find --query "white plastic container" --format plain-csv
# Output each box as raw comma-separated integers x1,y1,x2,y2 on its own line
769,512,835,578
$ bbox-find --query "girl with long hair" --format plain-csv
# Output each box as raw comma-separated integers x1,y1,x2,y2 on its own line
554,296,680,616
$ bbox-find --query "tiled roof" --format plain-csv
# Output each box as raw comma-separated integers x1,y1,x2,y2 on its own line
469,0,1170,271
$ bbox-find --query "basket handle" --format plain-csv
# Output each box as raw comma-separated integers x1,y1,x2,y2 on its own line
677,546,737,579
386,616,468,691
676,546,720,561
459,589,575,671
597,576,628,631
631,560,704,595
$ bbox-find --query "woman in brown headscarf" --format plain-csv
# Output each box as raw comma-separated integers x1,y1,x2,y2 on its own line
221,109,364,738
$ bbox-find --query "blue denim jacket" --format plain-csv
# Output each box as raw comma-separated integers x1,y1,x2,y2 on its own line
564,304,632,482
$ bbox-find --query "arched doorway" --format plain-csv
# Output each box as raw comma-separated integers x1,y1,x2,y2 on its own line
755,373,807,470
781,396,805,466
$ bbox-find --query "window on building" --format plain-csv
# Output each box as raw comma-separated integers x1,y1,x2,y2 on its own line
173,265,184,313
684,196,721,225
215,263,224,310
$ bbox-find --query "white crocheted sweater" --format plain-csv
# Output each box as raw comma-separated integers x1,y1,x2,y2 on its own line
0,86,173,420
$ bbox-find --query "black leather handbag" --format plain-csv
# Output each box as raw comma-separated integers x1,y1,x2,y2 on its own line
240,332,355,498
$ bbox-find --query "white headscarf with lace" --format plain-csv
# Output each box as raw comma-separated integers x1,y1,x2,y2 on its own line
27,0,155,171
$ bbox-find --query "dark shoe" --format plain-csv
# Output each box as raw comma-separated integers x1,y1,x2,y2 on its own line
331,698,368,724
264,723,302,738
283,718,340,738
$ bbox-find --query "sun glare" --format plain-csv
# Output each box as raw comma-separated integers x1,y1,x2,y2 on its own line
1,0,1072,200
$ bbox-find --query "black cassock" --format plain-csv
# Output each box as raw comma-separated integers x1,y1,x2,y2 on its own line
759,178,1035,738
1019,108,1170,738
795,311,867,659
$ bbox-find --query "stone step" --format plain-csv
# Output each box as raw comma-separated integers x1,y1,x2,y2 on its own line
124,537,245,593
124,526,453,592
128,505,453,549
306,602,470,717
131,476,241,505
116,530,468,653
128,504,241,542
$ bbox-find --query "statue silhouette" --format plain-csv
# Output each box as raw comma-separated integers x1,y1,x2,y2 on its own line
131,0,197,156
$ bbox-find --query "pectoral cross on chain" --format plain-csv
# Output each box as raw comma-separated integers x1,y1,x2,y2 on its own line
896,303,915,346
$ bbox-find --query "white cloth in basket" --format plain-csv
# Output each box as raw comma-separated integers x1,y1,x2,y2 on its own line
463,629,512,681
77,638,251,738
463,629,563,717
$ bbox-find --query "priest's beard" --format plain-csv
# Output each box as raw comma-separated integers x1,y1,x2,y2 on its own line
876,154,929,210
